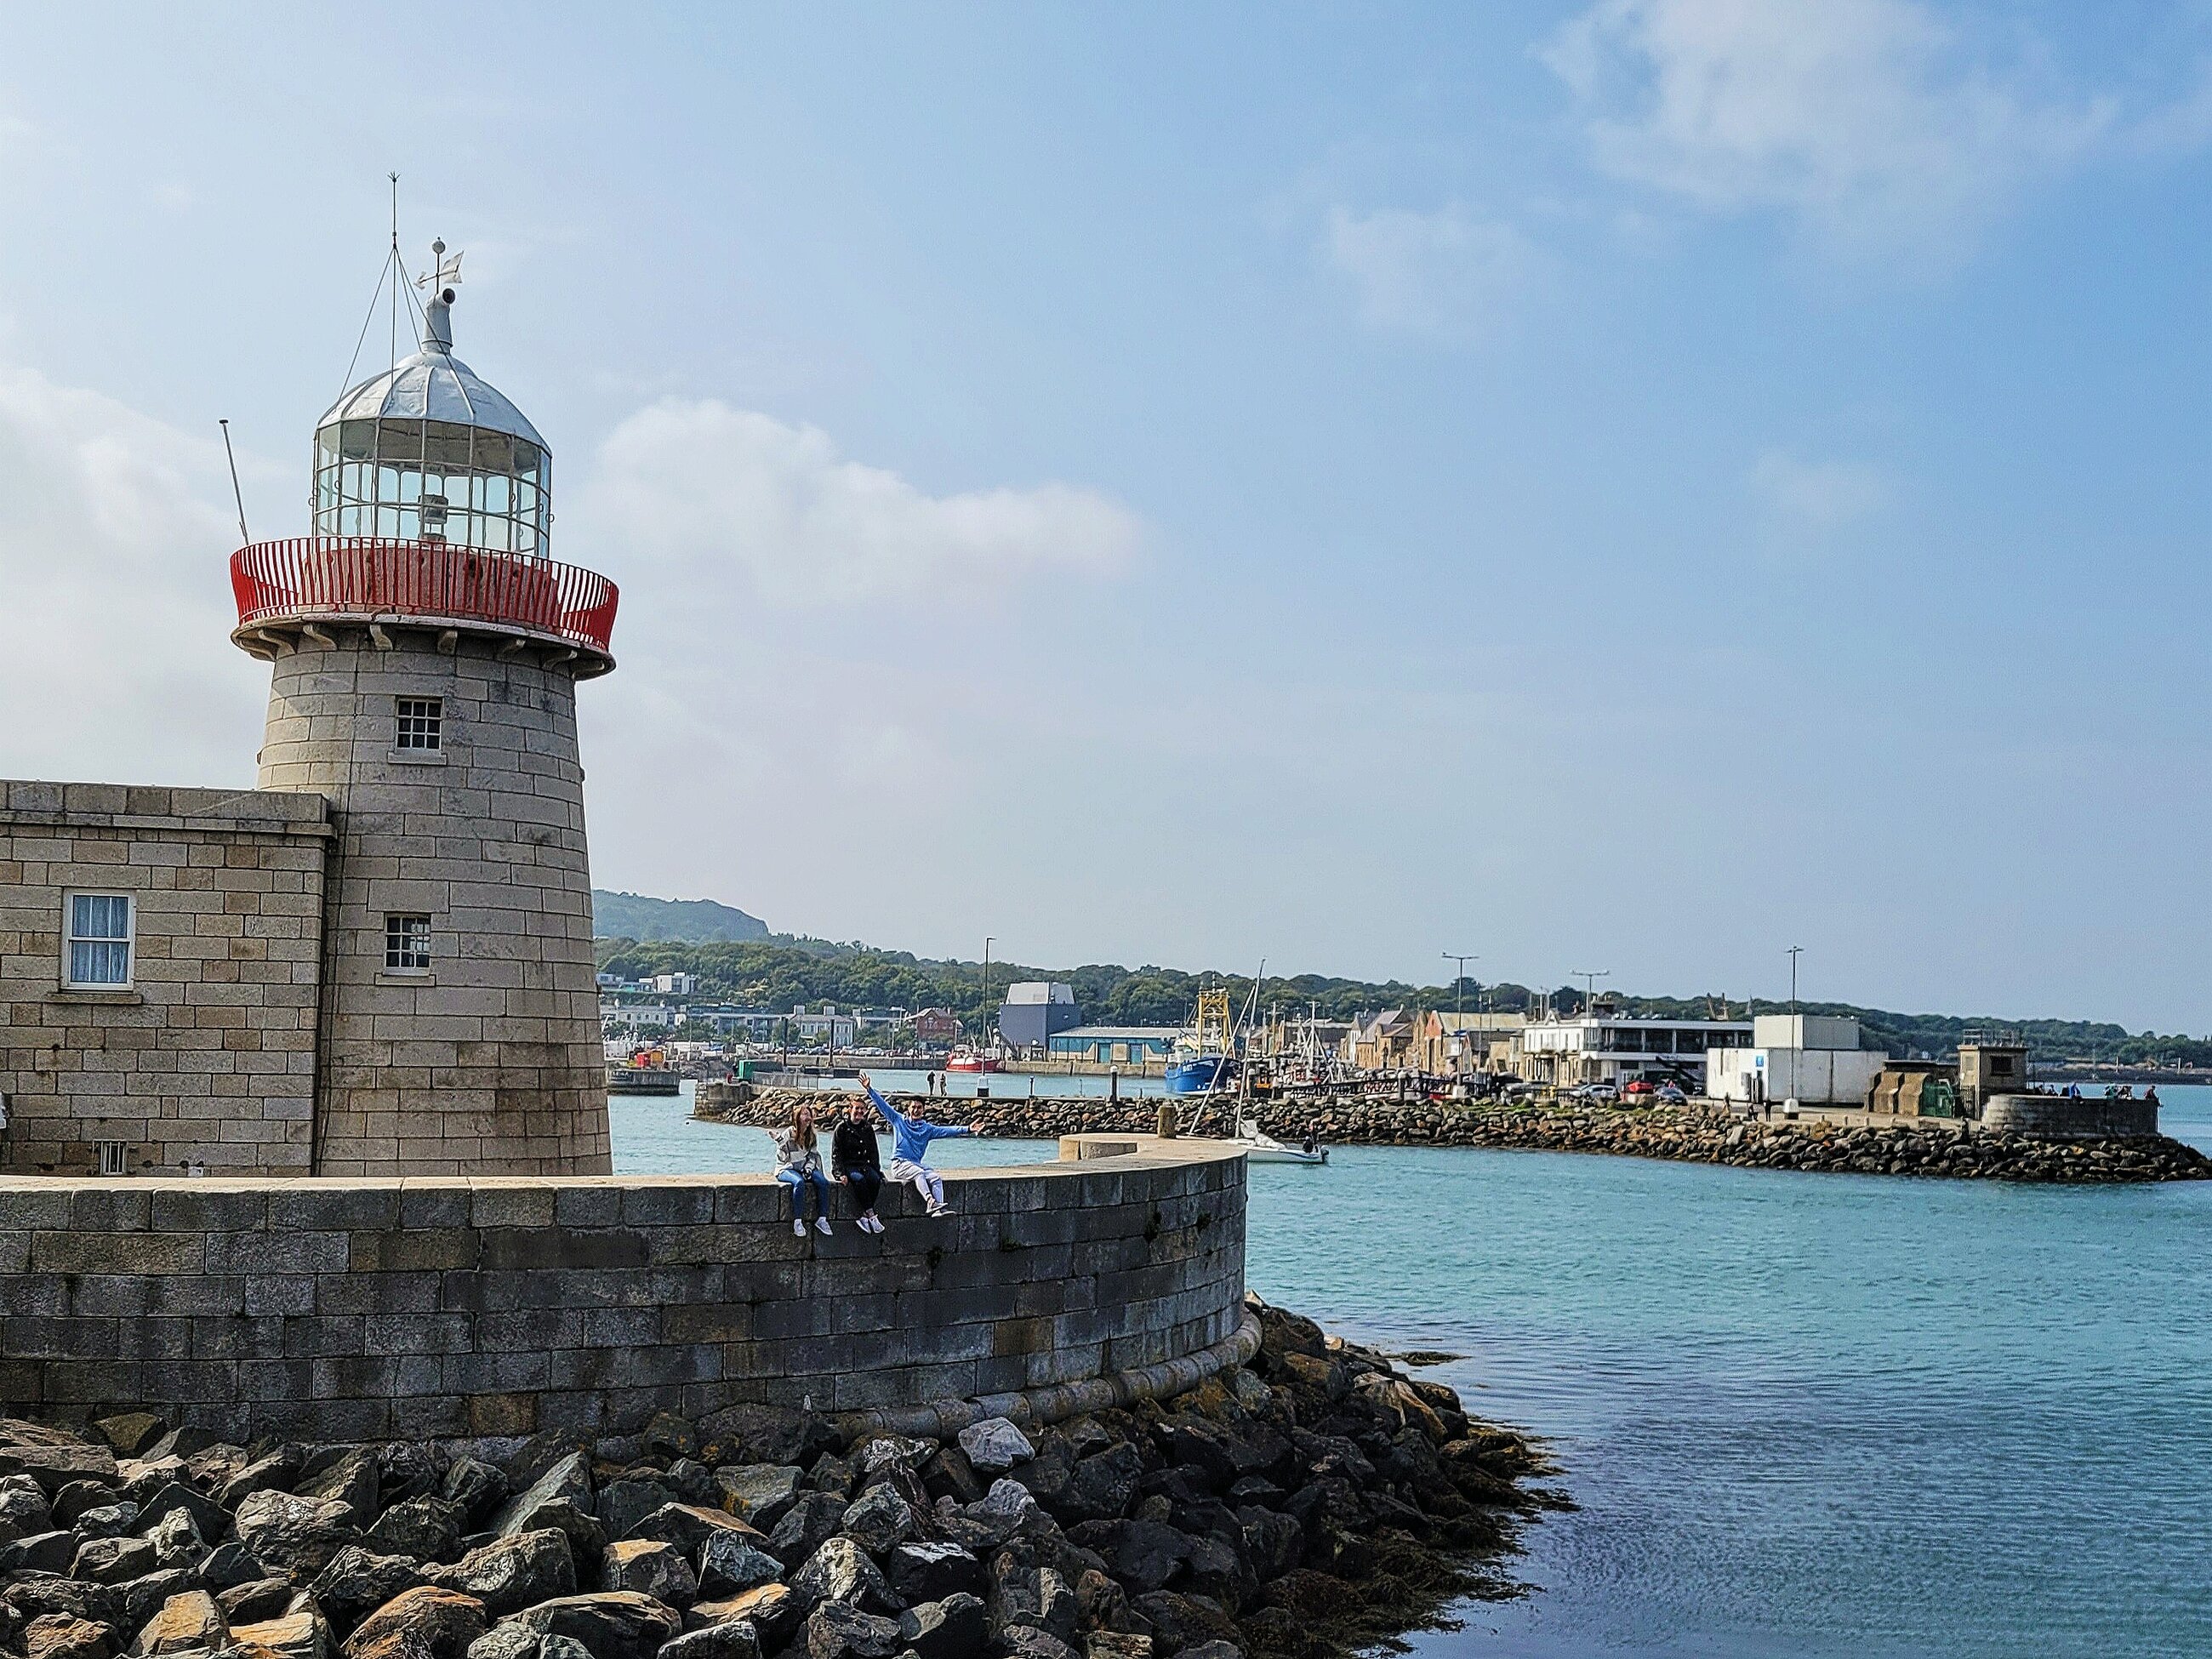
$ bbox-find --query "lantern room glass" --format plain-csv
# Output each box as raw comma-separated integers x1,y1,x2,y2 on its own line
313,417,550,556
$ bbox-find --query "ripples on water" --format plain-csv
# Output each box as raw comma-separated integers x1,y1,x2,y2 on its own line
614,1085,2212,1658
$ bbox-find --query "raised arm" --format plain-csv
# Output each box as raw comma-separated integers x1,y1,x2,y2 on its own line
863,1080,908,1132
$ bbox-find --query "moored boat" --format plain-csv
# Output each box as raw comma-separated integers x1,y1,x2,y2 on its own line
944,1046,1001,1074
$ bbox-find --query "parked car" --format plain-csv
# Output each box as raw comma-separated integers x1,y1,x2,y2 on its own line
1571,1081,1621,1104
1655,1083,1688,1105
1622,1080,1656,1097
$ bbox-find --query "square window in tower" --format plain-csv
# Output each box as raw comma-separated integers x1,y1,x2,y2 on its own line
396,697,443,751
385,915,432,972
63,892,134,988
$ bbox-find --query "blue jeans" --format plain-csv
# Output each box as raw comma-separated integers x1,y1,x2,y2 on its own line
778,1167,830,1220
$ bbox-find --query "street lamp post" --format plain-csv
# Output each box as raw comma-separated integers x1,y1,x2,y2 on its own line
1442,951,1478,1078
1787,945,1803,1015
982,937,994,1049
1572,968,1611,1013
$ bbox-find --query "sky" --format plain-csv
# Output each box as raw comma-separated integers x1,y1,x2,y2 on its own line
0,2,2205,1030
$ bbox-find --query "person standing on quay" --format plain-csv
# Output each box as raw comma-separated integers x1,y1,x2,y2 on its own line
860,1073,978,1217
834,1092,888,1234
774,1104,833,1237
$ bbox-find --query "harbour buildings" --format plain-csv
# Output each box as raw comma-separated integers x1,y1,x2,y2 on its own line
997,980,1081,1049
1514,1012,1754,1088
1706,1014,1887,1105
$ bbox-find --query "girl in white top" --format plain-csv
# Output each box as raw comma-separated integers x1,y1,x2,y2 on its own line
774,1105,834,1236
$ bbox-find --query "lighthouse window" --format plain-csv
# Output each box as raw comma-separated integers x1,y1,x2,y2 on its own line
384,915,432,972
395,698,442,752
63,892,134,989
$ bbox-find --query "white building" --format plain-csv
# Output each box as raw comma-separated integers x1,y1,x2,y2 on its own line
601,1000,678,1033
650,972,699,995
1517,1015,1753,1087
1707,1014,1887,1106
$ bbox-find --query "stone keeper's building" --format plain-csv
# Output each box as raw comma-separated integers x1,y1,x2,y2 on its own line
0,248,619,1177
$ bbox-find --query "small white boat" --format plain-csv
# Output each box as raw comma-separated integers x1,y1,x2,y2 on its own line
1232,1117,1328,1165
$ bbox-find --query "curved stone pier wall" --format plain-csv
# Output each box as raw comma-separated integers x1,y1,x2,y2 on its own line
1981,1092,2157,1139
0,1143,1246,1442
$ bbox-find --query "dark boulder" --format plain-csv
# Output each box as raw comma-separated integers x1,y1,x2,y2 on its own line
3,1531,80,1573
340,1587,487,1659
895,1594,988,1659
596,1479,683,1545
886,1542,983,1605
362,1497,465,1565
695,1406,841,1473
709,1466,801,1533
509,1592,683,1659
425,1530,578,1619
22,1612,114,1659
624,1505,761,1559
231,1491,359,1582
996,1628,1080,1659
695,1535,784,1600
1051,1449,1141,1528
441,1462,509,1531
491,1456,595,1541
599,1541,697,1611
217,1580,299,1627
764,1494,846,1571
310,1545,427,1635
659,1619,761,1659
295,1451,381,1531
838,1487,916,1556
136,1484,230,1546
1126,1592,1240,1657
788,1538,902,1616
217,1453,301,1513
53,1482,121,1528
0,1422,118,1494
801,1600,903,1659
71,1536,155,1585
198,1541,267,1591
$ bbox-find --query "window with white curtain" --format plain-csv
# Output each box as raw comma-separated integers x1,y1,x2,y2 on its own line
64,892,134,988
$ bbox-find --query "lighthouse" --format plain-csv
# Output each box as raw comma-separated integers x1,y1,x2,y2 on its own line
231,244,617,1176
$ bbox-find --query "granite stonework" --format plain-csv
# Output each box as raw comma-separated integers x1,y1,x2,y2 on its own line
0,783,332,1176
256,629,609,1178
0,1143,1246,1443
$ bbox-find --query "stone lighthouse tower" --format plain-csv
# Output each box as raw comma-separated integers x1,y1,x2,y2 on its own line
230,244,618,1175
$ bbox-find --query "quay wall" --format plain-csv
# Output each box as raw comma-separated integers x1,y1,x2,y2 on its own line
1981,1092,2158,1140
0,1142,1246,1442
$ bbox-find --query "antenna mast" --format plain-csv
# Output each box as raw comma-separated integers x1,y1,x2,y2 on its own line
218,419,250,545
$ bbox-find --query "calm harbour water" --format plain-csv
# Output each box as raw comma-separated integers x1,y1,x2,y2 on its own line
613,1084,2212,1658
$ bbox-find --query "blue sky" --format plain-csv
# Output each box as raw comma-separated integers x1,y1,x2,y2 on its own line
0,3,2205,1029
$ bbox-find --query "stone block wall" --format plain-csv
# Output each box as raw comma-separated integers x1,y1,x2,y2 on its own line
1982,1092,2158,1139
0,783,330,1175
256,629,609,1177
0,1143,1246,1442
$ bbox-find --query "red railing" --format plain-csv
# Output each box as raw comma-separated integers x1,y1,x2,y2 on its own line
230,538,618,656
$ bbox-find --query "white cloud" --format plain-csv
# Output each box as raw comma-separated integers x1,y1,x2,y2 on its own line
1751,450,1889,533
1323,204,1534,339
1541,0,2118,260
0,366,265,785
571,399,1141,607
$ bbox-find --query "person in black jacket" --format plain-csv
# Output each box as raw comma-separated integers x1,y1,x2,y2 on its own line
832,1092,887,1234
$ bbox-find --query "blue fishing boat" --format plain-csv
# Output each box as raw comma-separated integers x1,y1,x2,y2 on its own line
1166,989,1237,1095
1164,1055,1234,1094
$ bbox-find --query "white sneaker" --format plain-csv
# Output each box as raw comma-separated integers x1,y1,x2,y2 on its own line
792,1217,806,1237
860,1214,881,1234
814,1217,832,1235
926,1201,951,1217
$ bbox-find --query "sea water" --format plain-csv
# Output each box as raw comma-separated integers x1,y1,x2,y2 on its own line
612,1085,2212,1657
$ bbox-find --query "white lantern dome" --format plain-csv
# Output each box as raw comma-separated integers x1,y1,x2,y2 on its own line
311,241,551,556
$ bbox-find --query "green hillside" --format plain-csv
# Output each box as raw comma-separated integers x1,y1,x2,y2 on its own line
590,890,769,944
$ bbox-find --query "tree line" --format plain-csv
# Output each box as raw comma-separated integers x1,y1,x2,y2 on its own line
592,936,2209,1068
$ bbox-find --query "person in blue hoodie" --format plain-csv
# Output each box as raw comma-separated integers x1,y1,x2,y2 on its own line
859,1073,979,1217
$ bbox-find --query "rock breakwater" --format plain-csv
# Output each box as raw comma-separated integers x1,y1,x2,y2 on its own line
699,1089,2210,1184
0,1298,1550,1659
